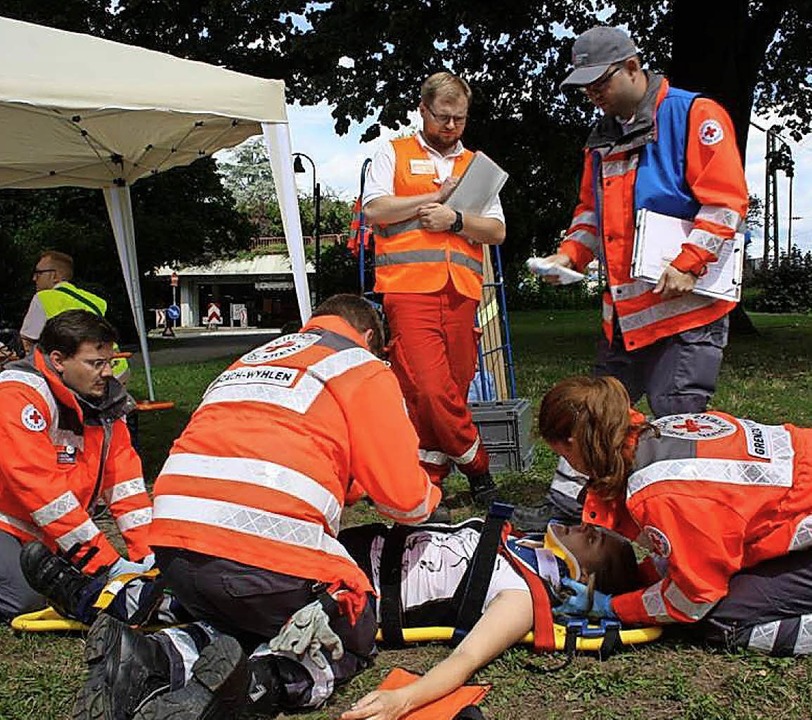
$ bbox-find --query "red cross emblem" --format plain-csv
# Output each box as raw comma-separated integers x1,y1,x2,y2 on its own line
672,418,713,433
702,126,718,141
21,403,47,431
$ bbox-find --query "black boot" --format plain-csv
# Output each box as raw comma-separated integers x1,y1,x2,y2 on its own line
468,472,499,508
423,501,452,524
20,541,106,623
73,614,171,720
132,635,249,720
511,500,581,533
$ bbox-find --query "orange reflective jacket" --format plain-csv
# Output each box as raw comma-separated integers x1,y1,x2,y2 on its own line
584,412,812,625
372,136,484,300
0,351,151,574
559,76,748,351
150,315,439,614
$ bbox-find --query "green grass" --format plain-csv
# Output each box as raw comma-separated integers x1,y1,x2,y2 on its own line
4,309,812,719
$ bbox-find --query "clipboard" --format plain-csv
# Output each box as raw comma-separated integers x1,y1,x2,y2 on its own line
445,151,508,215
632,209,744,302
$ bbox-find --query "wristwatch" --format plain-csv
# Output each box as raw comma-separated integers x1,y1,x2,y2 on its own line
450,210,464,233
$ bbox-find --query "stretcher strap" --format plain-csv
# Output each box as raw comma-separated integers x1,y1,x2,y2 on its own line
452,503,514,646
378,524,413,646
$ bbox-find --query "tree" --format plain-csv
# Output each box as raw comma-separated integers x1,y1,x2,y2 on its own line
218,138,353,237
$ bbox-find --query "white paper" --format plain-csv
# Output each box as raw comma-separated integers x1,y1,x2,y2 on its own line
633,209,744,301
445,151,509,215
526,257,585,285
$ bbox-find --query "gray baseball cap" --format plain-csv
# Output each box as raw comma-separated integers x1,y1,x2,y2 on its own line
560,26,638,88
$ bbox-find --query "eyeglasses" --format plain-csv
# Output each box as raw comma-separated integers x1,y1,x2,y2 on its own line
425,106,468,126
81,358,115,372
580,66,622,96
32,268,57,277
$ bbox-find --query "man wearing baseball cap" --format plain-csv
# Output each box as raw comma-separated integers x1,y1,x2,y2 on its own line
513,26,748,531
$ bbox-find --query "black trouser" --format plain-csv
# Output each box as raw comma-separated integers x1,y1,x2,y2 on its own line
697,547,812,656
154,547,377,710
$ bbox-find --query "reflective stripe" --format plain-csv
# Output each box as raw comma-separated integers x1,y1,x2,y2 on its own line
570,210,597,228
31,491,80,527
56,518,101,551
307,347,380,385
565,228,599,253
376,249,482,275
602,156,638,178
685,228,726,257
794,615,812,655
419,449,449,466
373,218,422,238
376,249,446,266
748,621,780,653
449,436,480,466
790,515,812,551
0,370,58,425
641,581,672,622
448,251,483,275
602,296,613,324
116,507,153,533
549,476,587,501
201,347,379,415
374,478,436,523
610,279,652,302
695,205,741,231
628,425,794,496
618,293,716,333
663,581,716,620
161,453,343,536
153,495,357,564
0,510,41,538
103,477,148,506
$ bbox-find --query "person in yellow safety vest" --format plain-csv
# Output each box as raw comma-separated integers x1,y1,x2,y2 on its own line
20,250,129,382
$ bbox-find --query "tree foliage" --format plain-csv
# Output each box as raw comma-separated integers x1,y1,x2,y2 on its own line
0,0,810,322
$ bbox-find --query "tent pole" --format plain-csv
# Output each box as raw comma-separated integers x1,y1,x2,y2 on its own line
102,186,156,401
262,122,312,324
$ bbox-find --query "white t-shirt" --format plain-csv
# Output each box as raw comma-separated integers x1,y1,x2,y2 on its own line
19,293,48,342
368,526,529,619
362,133,505,222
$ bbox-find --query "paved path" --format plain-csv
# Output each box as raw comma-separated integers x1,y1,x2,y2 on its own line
127,329,281,367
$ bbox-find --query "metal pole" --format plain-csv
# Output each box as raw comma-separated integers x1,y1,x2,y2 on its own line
314,180,321,305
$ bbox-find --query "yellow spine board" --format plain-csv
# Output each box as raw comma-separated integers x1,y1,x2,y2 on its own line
376,625,662,651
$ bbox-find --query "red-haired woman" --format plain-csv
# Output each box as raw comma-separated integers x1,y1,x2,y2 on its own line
541,375,812,656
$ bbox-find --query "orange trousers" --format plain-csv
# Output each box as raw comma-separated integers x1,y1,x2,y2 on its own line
384,284,489,486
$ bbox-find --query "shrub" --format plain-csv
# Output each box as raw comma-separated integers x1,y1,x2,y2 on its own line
749,248,812,314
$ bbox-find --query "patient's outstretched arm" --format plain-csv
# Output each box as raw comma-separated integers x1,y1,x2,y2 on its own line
341,590,533,720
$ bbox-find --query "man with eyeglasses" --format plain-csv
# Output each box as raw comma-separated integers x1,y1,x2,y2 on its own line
363,72,507,520
513,26,748,532
20,250,129,381
0,310,153,622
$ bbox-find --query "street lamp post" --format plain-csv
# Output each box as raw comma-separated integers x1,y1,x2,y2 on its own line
293,152,321,305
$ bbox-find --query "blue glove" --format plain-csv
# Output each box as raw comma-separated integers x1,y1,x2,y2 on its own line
553,577,616,619
108,553,155,579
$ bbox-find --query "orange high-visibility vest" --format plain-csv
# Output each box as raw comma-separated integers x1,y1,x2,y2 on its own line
150,315,439,613
559,78,748,351
584,412,812,626
373,136,484,301
0,351,151,574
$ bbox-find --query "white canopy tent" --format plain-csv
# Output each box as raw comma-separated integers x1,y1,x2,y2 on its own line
0,16,311,400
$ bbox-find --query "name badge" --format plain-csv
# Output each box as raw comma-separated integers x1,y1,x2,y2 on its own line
57,445,77,464
409,159,435,175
